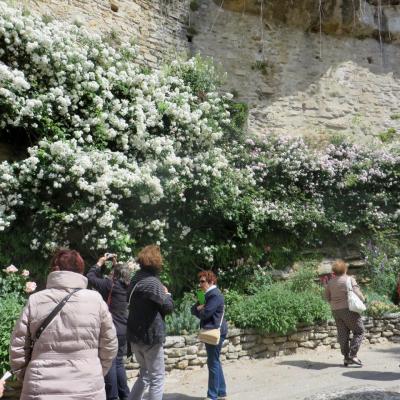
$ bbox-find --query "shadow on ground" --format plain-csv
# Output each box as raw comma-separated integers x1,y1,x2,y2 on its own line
343,370,400,381
278,360,341,370
306,390,400,400
371,346,400,355
163,394,204,400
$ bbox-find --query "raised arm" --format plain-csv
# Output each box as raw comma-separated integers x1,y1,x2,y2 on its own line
87,264,111,299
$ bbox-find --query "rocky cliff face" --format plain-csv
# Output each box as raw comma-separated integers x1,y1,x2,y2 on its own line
189,0,400,143
219,0,400,43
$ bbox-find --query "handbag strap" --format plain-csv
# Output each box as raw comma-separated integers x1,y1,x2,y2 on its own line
34,288,82,342
346,276,353,292
128,283,138,307
219,307,225,328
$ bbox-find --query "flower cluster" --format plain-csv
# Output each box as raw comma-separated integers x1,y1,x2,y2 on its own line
1,264,36,300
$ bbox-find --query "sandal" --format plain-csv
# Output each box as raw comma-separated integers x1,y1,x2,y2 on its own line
349,357,362,366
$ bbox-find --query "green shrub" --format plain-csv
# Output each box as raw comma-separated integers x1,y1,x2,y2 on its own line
362,235,400,302
366,300,399,317
228,283,331,335
363,290,400,317
245,267,274,294
166,293,199,335
190,0,200,11
223,289,244,320
378,128,397,143
0,295,24,375
289,265,318,293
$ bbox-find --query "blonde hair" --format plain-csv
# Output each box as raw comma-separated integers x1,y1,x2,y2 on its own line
137,245,163,272
332,259,348,275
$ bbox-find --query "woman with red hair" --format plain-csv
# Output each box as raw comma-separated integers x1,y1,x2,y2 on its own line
10,249,118,400
192,270,228,400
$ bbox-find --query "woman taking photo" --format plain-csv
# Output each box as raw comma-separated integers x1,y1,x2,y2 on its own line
192,270,228,400
10,249,118,400
87,256,132,400
127,245,174,400
325,259,365,366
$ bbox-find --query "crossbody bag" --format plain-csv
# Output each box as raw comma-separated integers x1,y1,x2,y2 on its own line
198,307,224,346
346,277,366,314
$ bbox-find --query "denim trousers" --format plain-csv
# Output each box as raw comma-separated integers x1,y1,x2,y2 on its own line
105,334,130,400
205,335,227,400
128,343,165,400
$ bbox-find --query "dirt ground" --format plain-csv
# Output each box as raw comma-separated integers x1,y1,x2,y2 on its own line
160,343,400,400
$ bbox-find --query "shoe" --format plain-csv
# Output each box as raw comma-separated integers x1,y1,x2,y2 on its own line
349,356,362,366
343,357,351,367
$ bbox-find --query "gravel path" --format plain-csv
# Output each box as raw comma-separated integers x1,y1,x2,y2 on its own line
159,343,400,400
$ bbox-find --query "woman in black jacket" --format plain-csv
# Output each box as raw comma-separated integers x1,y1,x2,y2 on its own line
87,256,132,400
126,245,174,400
192,270,228,400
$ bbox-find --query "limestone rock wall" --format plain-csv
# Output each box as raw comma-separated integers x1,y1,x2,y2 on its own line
125,314,400,376
219,0,400,42
190,0,400,144
24,0,190,68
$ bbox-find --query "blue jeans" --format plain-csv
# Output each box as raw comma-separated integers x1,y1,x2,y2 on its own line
105,335,130,400
205,335,227,400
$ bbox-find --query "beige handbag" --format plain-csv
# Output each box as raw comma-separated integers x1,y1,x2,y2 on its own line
198,308,224,346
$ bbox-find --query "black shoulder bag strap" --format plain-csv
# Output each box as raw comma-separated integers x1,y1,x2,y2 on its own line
33,288,82,342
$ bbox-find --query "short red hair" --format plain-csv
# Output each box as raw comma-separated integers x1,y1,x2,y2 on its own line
50,249,85,274
198,270,217,285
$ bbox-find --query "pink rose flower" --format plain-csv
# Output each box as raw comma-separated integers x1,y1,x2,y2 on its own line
25,281,37,293
5,265,18,273
21,269,30,277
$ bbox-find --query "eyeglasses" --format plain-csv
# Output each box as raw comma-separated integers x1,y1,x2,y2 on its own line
199,279,206,283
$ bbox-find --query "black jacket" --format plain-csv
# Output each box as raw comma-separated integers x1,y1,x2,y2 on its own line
127,269,174,345
87,265,128,336
191,287,228,336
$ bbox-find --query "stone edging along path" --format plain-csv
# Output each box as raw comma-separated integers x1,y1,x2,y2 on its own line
124,313,400,378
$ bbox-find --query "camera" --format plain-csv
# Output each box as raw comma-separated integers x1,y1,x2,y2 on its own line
104,253,117,261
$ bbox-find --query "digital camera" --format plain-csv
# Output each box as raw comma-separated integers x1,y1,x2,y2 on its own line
104,253,117,261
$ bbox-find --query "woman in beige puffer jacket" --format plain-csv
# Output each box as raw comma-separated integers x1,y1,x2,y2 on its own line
10,249,118,400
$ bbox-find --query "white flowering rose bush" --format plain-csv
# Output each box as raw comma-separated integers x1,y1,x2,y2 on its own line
0,2,399,292
0,2,240,276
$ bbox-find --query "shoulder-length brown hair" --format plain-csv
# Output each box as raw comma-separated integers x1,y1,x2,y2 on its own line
137,245,163,273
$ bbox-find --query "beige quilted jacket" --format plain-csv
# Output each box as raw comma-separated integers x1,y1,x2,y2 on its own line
10,271,118,400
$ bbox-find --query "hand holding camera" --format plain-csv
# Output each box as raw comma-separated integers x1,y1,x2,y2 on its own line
96,253,117,268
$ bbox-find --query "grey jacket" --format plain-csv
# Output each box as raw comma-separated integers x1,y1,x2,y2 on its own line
10,271,117,400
